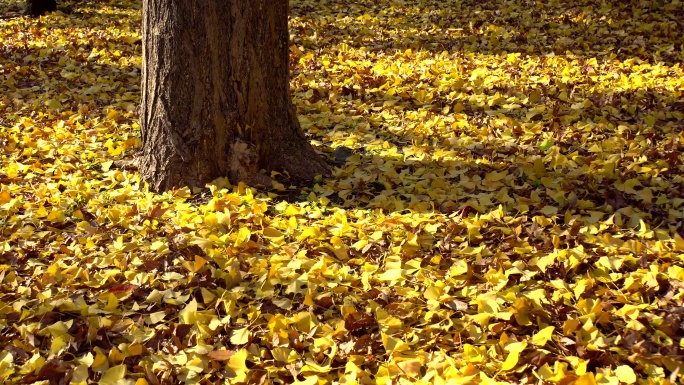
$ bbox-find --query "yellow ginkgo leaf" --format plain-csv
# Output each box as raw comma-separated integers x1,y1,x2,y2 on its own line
230,327,250,345
99,364,126,385
615,365,637,384
228,349,250,383
501,341,527,371
674,233,684,252
381,333,409,353
235,227,251,247
531,326,554,346
46,99,63,109
179,299,198,324
0,191,11,204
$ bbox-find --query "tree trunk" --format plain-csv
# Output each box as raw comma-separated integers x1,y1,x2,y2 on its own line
24,0,57,16
140,0,330,192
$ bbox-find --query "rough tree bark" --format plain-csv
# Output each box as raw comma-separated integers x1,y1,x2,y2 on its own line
24,0,57,16
140,0,330,192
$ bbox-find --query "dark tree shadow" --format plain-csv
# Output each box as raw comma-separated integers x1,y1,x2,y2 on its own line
298,90,684,232
0,0,24,16
0,0,140,19
290,0,684,65
282,0,684,234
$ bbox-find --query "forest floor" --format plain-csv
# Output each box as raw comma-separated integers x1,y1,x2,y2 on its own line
1,0,684,384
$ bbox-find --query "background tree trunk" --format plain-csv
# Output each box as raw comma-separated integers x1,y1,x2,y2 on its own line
140,0,330,192
24,0,57,16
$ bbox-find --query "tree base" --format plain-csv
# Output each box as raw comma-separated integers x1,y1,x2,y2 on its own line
267,141,332,186
139,135,331,193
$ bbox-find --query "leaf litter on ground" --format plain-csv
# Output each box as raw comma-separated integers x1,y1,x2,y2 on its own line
0,0,683,384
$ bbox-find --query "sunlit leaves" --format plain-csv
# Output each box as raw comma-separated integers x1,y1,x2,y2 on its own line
1,0,683,384
501,341,526,371
531,326,555,347
99,365,127,385
615,365,638,384
227,349,250,382
230,327,250,345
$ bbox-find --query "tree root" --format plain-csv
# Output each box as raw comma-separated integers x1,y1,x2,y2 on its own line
270,144,332,185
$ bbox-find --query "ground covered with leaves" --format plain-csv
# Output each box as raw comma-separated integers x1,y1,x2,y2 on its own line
1,0,684,384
